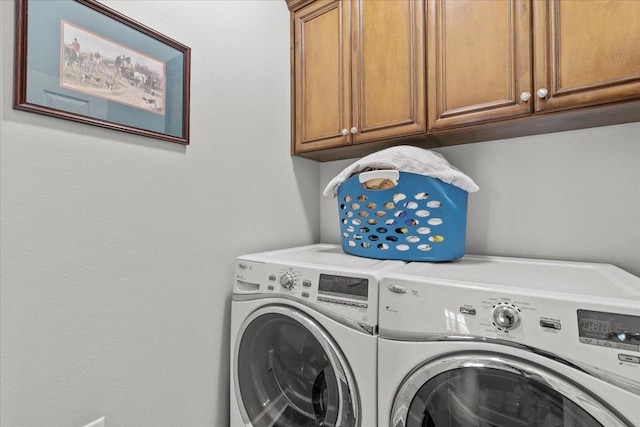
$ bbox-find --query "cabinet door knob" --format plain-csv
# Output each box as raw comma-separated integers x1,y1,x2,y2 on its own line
536,88,548,99
341,128,349,136
520,92,531,102
350,127,358,134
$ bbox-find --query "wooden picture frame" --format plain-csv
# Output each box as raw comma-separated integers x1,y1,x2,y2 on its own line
14,0,191,144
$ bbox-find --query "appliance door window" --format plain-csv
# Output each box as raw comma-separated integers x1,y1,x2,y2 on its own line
391,352,630,427
235,306,357,427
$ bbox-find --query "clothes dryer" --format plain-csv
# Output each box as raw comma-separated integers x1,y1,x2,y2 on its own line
230,244,404,427
378,255,640,427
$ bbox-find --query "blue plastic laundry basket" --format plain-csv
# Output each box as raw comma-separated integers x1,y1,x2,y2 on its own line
336,170,468,262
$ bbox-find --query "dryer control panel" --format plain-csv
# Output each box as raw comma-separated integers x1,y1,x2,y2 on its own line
380,278,640,380
379,254,640,380
577,310,640,361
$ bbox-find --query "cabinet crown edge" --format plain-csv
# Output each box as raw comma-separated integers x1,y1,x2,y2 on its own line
286,0,316,12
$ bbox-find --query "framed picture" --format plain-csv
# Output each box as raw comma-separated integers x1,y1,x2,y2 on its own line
14,0,191,144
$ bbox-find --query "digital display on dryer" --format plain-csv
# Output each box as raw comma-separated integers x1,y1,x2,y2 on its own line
577,310,640,346
579,318,610,334
319,274,368,300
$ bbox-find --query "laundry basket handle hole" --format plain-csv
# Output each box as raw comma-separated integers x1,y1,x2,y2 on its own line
358,170,399,191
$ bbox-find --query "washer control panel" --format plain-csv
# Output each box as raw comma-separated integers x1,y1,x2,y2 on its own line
264,267,369,309
278,271,296,290
268,266,374,326
235,259,377,326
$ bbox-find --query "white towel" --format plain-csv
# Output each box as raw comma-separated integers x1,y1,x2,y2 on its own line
322,146,479,197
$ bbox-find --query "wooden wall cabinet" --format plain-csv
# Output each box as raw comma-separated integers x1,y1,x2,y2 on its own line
427,0,532,130
533,0,640,113
288,0,639,161
288,0,427,160
428,0,640,131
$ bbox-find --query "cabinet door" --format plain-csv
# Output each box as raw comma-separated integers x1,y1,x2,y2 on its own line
351,0,426,144
533,0,640,113
292,0,351,153
427,0,532,131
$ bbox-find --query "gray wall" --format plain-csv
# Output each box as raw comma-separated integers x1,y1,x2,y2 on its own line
0,1,319,426
321,122,640,277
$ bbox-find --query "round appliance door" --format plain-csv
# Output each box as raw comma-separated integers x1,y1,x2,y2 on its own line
391,351,632,427
234,305,358,427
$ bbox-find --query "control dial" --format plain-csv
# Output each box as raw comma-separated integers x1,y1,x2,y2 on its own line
279,272,296,290
492,302,521,330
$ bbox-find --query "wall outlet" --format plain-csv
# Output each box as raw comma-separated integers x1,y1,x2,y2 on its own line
83,417,105,427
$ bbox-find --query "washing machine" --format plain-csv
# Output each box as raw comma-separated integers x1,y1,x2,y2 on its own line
377,255,640,427
230,244,404,427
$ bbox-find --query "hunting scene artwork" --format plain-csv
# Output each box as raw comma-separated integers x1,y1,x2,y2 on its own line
61,21,166,115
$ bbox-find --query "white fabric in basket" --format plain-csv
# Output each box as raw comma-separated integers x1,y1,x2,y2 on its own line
322,146,480,197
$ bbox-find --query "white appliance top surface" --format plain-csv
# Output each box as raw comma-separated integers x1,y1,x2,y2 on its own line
242,243,404,271
388,255,640,299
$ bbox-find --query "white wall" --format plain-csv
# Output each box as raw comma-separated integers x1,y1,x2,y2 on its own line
321,122,640,277
0,1,319,426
